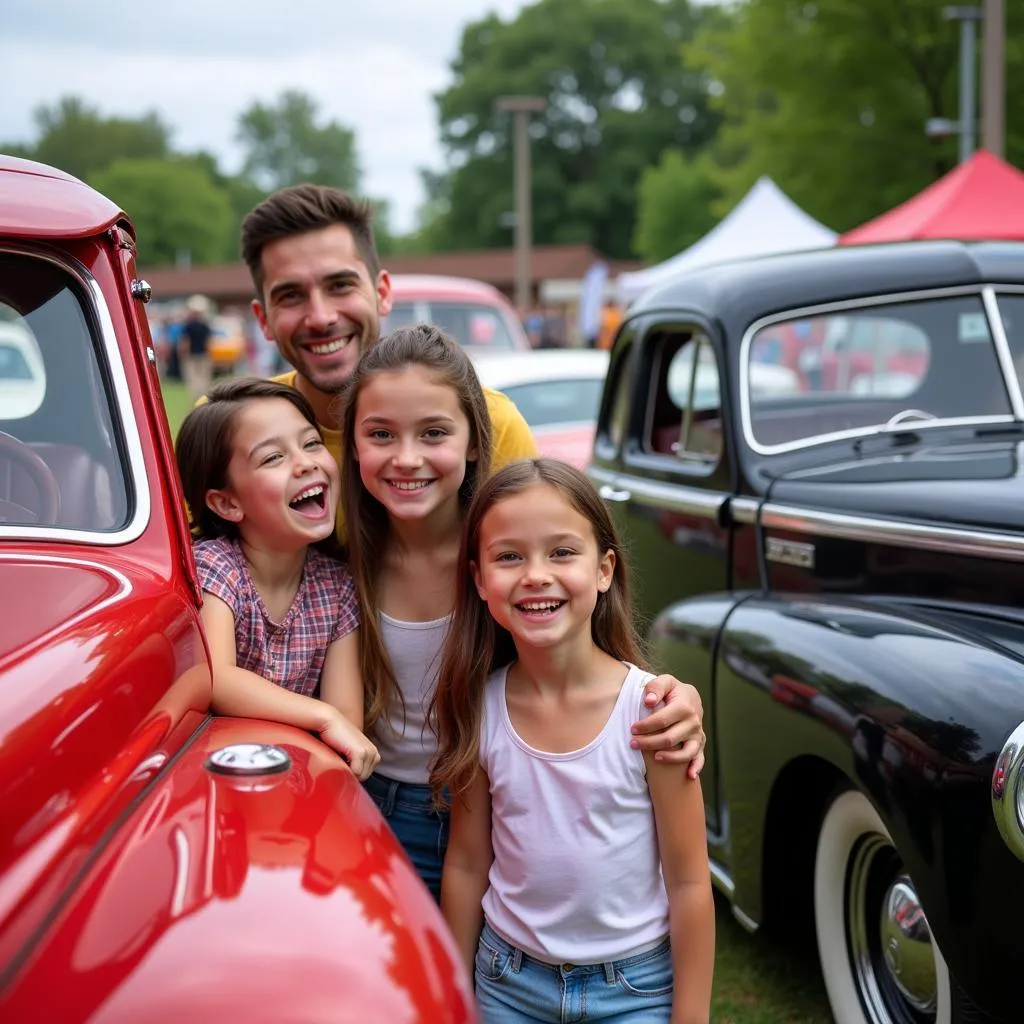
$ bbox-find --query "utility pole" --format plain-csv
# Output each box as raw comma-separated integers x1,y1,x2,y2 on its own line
982,0,1005,156
496,95,547,313
943,6,983,162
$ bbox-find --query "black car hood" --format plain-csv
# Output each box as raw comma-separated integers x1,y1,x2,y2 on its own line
768,437,1024,533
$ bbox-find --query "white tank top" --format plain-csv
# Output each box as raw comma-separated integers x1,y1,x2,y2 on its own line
479,662,670,964
374,612,450,784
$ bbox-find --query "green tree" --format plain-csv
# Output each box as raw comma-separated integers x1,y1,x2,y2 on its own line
425,0,720,258
633,149,721,262
236,90,360,192
91,158,235,266
689,0,1024,232
18,96,172,182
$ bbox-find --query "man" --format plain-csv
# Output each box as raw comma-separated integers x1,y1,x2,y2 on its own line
234,183,706,768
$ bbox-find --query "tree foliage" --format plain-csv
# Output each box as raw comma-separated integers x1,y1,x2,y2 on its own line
633,149,721,262
16,96,172,183
688,0,1024,232
91,158,235,266
236,90,360,193
423,0,720,258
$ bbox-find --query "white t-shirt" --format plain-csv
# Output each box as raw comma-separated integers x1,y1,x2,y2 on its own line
479,662,671,964
374,612,450,784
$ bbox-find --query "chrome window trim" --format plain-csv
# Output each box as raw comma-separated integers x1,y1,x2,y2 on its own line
739,284,1020,457
0,244,152,544
983,285,1024,419
760,502,1024,563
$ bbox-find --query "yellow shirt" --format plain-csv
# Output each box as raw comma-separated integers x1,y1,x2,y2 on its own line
268,370,538,542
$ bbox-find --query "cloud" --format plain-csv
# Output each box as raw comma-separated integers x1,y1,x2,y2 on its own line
1,0,527,232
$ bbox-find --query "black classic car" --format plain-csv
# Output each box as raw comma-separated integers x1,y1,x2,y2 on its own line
591,241,1024,1024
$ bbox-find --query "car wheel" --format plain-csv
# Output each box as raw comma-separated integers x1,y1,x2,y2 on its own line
814,789,951,1024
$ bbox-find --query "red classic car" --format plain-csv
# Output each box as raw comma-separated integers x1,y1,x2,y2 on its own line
0,155,475,1022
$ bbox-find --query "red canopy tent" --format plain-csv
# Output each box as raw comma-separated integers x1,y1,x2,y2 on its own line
840,149,1024,246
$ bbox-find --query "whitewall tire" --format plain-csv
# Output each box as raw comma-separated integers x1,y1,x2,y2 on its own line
814,789,952,1024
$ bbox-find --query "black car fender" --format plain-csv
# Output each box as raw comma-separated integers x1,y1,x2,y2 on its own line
689,592,1024,1009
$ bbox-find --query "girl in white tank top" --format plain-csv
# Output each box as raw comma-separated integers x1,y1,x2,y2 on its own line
432,459,715,1023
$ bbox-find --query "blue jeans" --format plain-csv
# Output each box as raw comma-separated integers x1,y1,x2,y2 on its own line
363,772,449,901
475,922,673,1023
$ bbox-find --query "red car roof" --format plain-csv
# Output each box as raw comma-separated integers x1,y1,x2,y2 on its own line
0,155,126,239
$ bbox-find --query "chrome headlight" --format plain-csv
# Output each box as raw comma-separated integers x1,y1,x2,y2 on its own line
992,720,1024,862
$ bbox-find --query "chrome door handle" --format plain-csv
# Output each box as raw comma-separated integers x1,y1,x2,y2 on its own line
598,484,632,503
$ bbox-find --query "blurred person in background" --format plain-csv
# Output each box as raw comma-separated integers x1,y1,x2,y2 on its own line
180,294,214,399
596,299,623,351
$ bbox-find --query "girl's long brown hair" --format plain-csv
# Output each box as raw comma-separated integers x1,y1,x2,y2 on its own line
429,458,649,805
336,325,492,739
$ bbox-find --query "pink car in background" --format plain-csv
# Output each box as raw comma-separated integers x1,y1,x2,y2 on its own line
382,274,531,353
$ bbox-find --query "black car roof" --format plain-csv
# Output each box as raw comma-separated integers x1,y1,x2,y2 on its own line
628,240,1024,334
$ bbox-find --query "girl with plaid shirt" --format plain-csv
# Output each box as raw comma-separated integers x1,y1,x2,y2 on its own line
176,377,379,779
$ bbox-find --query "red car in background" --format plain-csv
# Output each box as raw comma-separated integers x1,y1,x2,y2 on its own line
0,155,474,1022
383,274,532,353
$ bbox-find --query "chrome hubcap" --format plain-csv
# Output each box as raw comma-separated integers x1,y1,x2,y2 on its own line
848,836,937,1023
879,876,937,1012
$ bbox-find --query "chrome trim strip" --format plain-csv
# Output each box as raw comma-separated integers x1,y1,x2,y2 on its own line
708,859,734,898
738,284,1020,457
732,904,760,934
616,474,725,519
728,496,760,526
0,244,151,545
984,285,1024,419
760,502,1024,562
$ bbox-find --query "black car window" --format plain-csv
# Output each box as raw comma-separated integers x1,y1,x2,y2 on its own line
645,329,722,463
997,293,1024,396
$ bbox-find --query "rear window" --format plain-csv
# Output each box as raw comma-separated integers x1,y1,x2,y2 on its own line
0,251,130,532
501,378,605,429
383,301,520,350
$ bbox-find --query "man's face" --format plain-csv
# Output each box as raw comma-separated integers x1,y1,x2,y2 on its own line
253,225,392,397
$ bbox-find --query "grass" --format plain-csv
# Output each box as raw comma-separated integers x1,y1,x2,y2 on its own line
160,378,193,438
155,377,834,1023
711,896,832,1022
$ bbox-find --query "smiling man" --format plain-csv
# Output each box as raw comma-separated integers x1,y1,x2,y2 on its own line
231,183,707,770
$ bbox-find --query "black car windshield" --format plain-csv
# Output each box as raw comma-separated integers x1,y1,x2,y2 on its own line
744,293,1014,454
0,252,130,532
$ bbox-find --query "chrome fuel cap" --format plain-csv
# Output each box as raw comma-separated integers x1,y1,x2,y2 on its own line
205,743,291,776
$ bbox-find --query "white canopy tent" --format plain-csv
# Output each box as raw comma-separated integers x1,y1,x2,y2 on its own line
617,176,837,304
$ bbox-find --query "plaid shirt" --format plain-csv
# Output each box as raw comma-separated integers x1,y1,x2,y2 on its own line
194,538,359,697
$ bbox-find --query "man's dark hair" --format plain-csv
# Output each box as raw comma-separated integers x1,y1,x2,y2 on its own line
240,184,380,299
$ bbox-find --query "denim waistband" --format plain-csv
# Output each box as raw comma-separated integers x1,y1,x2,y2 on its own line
364,771,437,809
480,921,670,981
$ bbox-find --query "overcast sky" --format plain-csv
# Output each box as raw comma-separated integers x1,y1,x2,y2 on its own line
1,0,530,232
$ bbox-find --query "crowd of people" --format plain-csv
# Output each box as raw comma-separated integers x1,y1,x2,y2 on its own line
174,183,715,1023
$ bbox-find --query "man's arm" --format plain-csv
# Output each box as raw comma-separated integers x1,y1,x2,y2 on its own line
631,676,706,777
